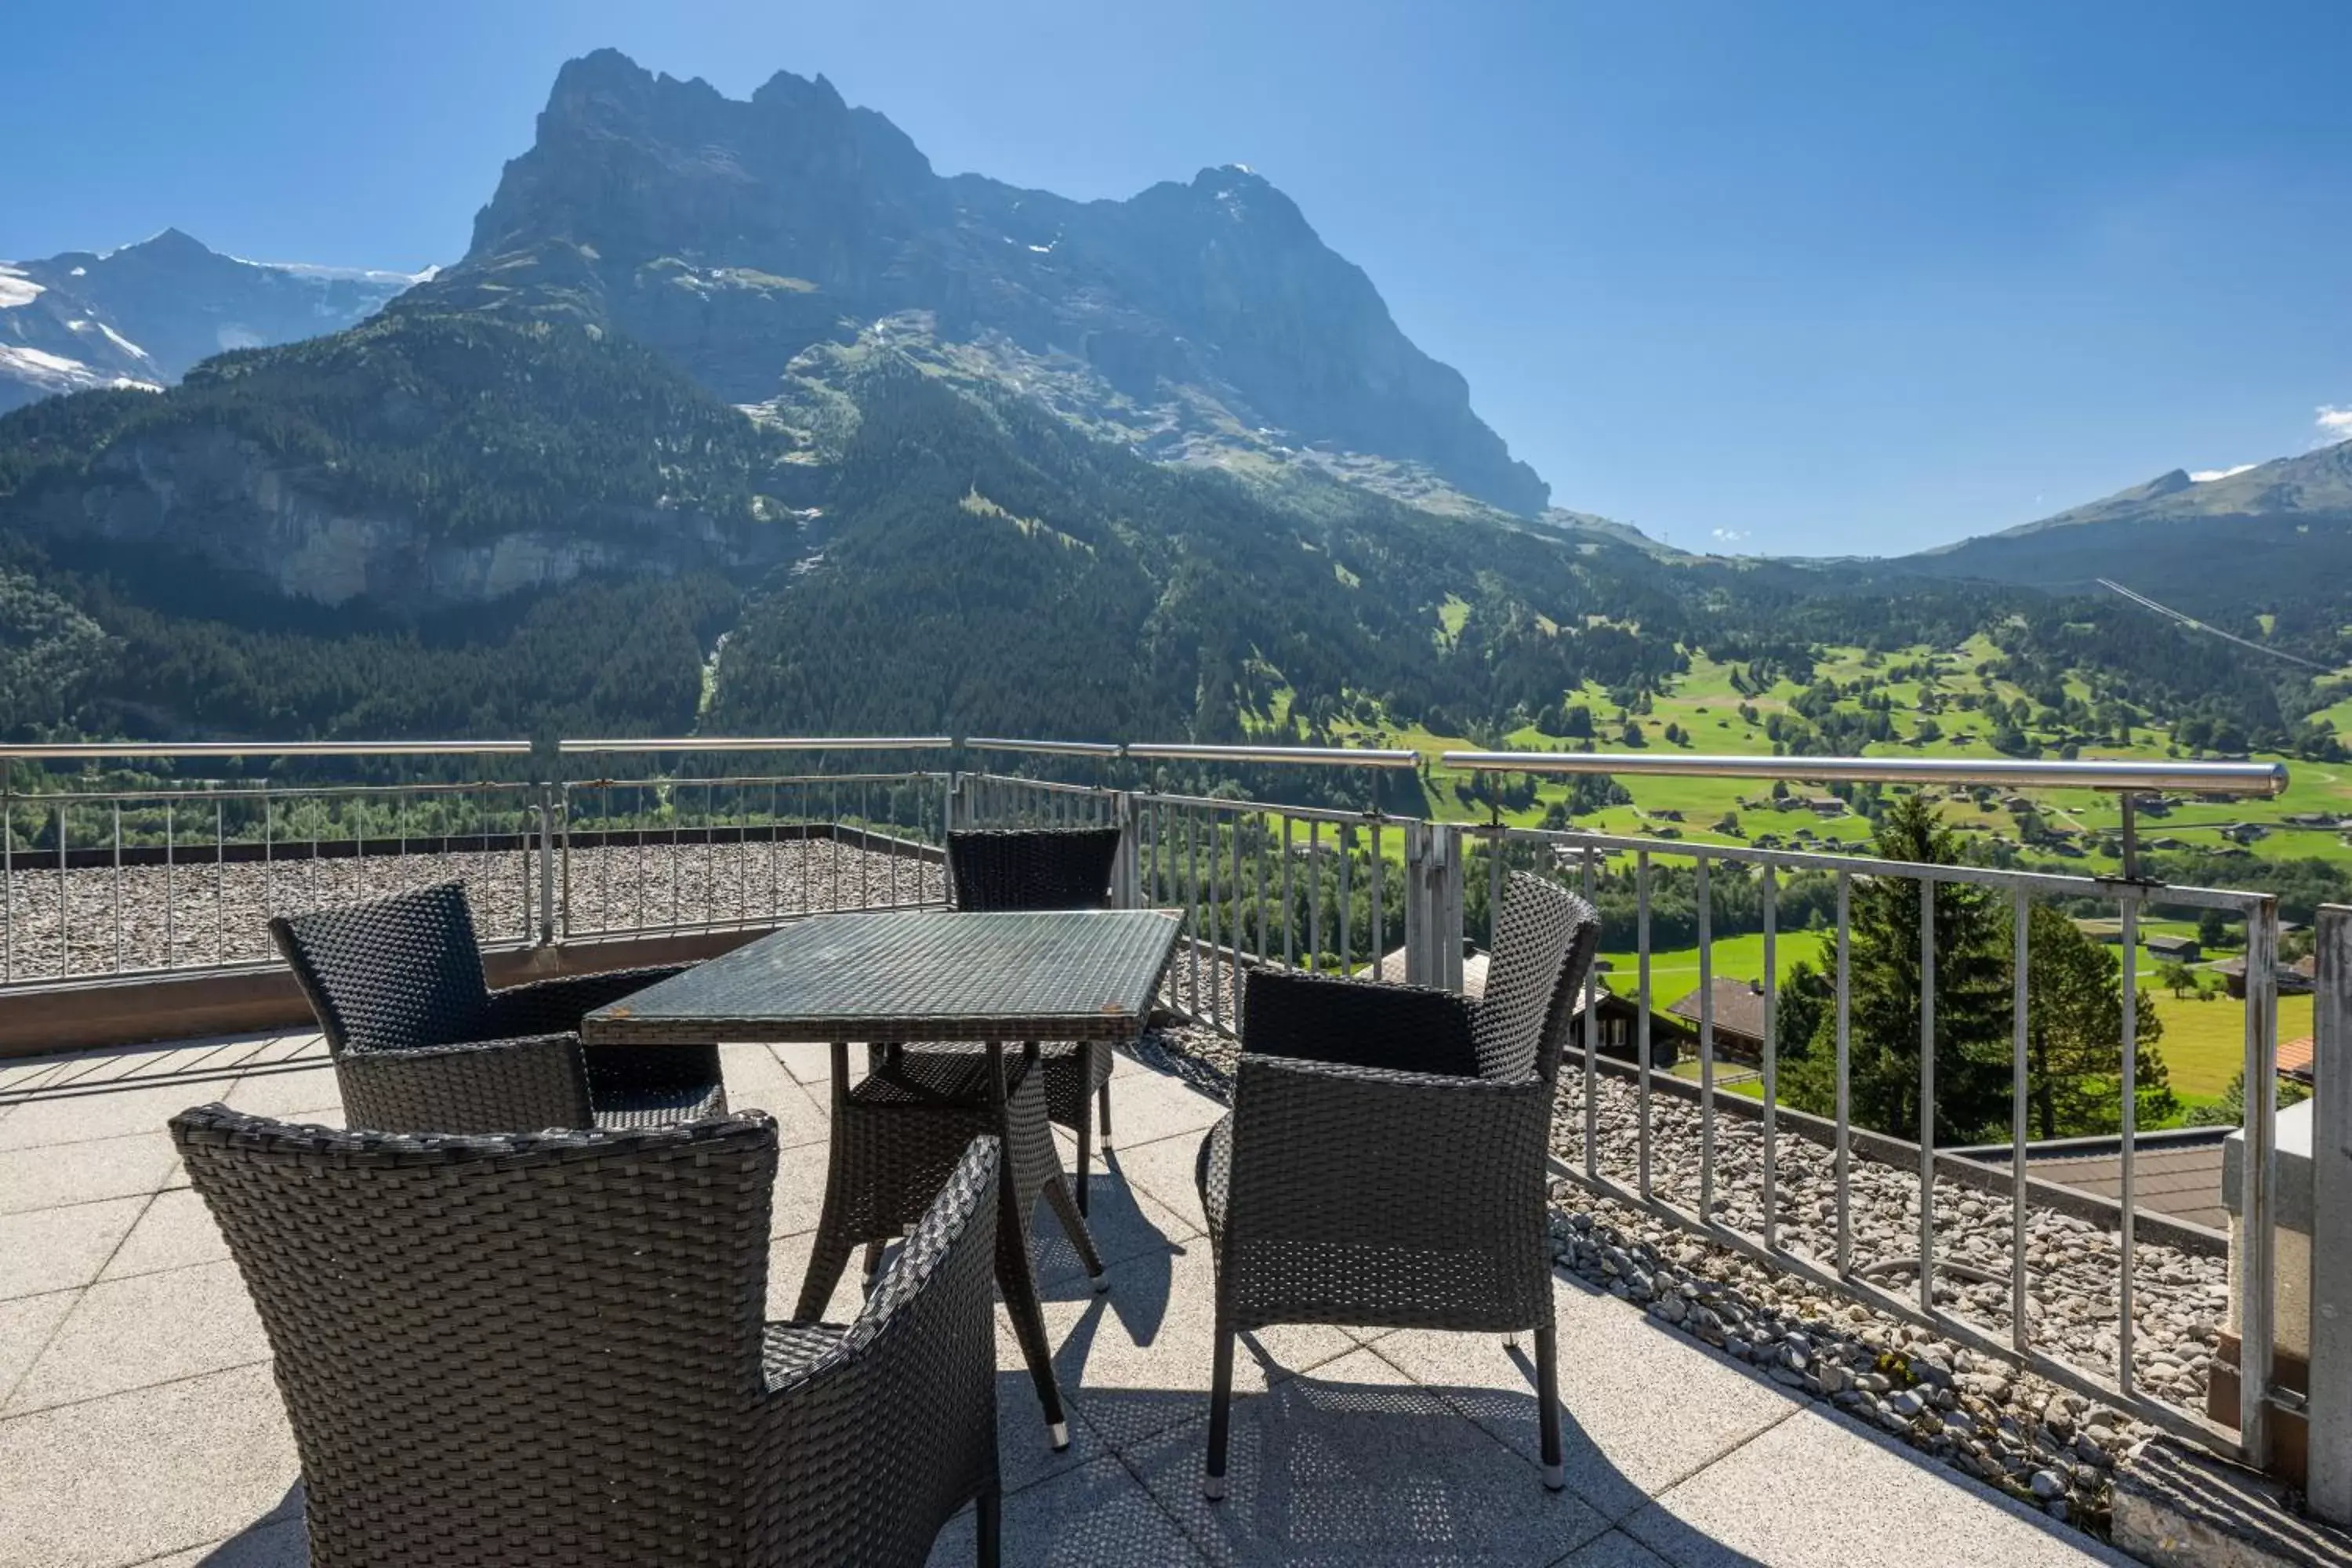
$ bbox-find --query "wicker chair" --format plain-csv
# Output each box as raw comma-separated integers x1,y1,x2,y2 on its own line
874,826,1126,1210
1194,871,1599,1500
269,880,723,1134
172,1105,1003,1568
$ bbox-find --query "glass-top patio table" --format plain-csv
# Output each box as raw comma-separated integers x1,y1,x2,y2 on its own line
583,907,1184,1449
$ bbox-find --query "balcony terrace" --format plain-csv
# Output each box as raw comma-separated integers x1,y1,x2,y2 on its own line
2,1025,2133,1568
0,735,2341,1566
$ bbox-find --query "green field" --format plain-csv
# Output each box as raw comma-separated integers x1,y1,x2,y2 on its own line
1302,639,2352,877
1594,931,1829,996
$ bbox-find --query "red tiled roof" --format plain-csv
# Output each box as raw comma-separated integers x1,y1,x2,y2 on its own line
2278,1034,2314,1082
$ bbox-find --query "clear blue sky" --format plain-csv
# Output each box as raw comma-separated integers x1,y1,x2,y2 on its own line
2,0,2346,555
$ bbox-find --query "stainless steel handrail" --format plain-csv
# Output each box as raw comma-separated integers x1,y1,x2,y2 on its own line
558,736,953,753
0,740,530,760
1127,742,1419,769
1443,749,2288,797
964,737,1123,758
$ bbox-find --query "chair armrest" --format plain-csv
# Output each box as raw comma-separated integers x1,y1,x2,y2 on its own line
335,1033,593,1134
752,1138,1000,1566
1240,967,1479,1077
1221,1051,1553,1253
481,964,695,1038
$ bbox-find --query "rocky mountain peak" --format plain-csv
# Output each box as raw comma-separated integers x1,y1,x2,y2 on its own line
424,49,1548,516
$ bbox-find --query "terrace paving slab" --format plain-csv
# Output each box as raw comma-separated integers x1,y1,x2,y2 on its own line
1622,1405,2137,1568
0,1363,299,1568
1123,1346,1615,1566
0,1195,147,1300
6,1257,269,1415
99,1185,229,1280
924,1454,1207,1566
0,1290,78,1407
1369,1273,1796,1520
0,1025,2143,1567
0,1129,178,1214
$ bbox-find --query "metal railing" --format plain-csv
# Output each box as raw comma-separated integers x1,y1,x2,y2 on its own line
0,733,2308,1479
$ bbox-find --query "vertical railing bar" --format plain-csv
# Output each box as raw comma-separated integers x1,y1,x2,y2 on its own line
861,782,872,913
1370,817,1384,979
1581,844,1598,1178
1835,870,1853,1274
1762,864,1778,1251
214,797,225,967
111,800,122,974
1207,809,1225,1029
262,790,273,923
1918,877,1937,1316
800,782,812,916
1186,808,1203,1022
1308,819,1323,975
769,780,782,919
829,781,841,914
1254,813,1269,966
1637,848,1653,1199
56,800,68,979
2012,884,2031,1352
2118,893,2139,1396
1486,829,1503,958
3,793,12,982
1697,853,1715,1218
1338,823,1354,985
165,799,175,970
1282,815,1295,968
1229,809,1243,1011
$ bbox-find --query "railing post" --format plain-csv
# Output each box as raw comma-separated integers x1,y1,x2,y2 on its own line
1112,790,1142,910
2240,895,2281,1467
2310,905,2352,1523
1403,820,1465,993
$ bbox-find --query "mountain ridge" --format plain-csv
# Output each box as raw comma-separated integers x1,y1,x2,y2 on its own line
0,229,423,414
412,48,1548,516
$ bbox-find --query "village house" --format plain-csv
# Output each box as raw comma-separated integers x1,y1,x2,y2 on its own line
1664,975,1772,1061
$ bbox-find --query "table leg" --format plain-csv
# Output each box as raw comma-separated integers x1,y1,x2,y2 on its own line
1073,1040,1095,1216
796,1042,859,1321
990,1040,1072,1450
1027,1040,1105,1287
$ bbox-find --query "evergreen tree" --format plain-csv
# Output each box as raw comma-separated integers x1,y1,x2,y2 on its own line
2019,903,2176,1138
1784,796,2013,1143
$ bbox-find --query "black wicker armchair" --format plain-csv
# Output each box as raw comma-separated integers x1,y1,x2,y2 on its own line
873,826,1127,1210
270,880,723,1134
1194,871,1599,1500
171,1105,1003,1568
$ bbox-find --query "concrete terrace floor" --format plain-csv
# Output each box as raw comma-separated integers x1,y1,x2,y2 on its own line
0,1029,2136,1568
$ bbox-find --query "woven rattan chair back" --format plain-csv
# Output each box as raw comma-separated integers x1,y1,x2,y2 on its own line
172,1105,778,1566
268,880,492,1055
947,827,1122,913
1470,873,1600,1083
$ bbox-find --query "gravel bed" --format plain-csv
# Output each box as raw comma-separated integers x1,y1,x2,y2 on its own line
1136,1016,2219,1541
0,839,943,981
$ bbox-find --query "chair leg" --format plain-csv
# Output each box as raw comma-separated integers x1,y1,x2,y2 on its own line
862,1238,887,1286
1073,1087,1094,1217
1536,1323,1565,1490
975,1479,1001,1568
1098,1080,1112,1150
1204,1314,1236,1501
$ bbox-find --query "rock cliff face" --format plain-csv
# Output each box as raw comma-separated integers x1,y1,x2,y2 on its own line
420,49,1548,515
